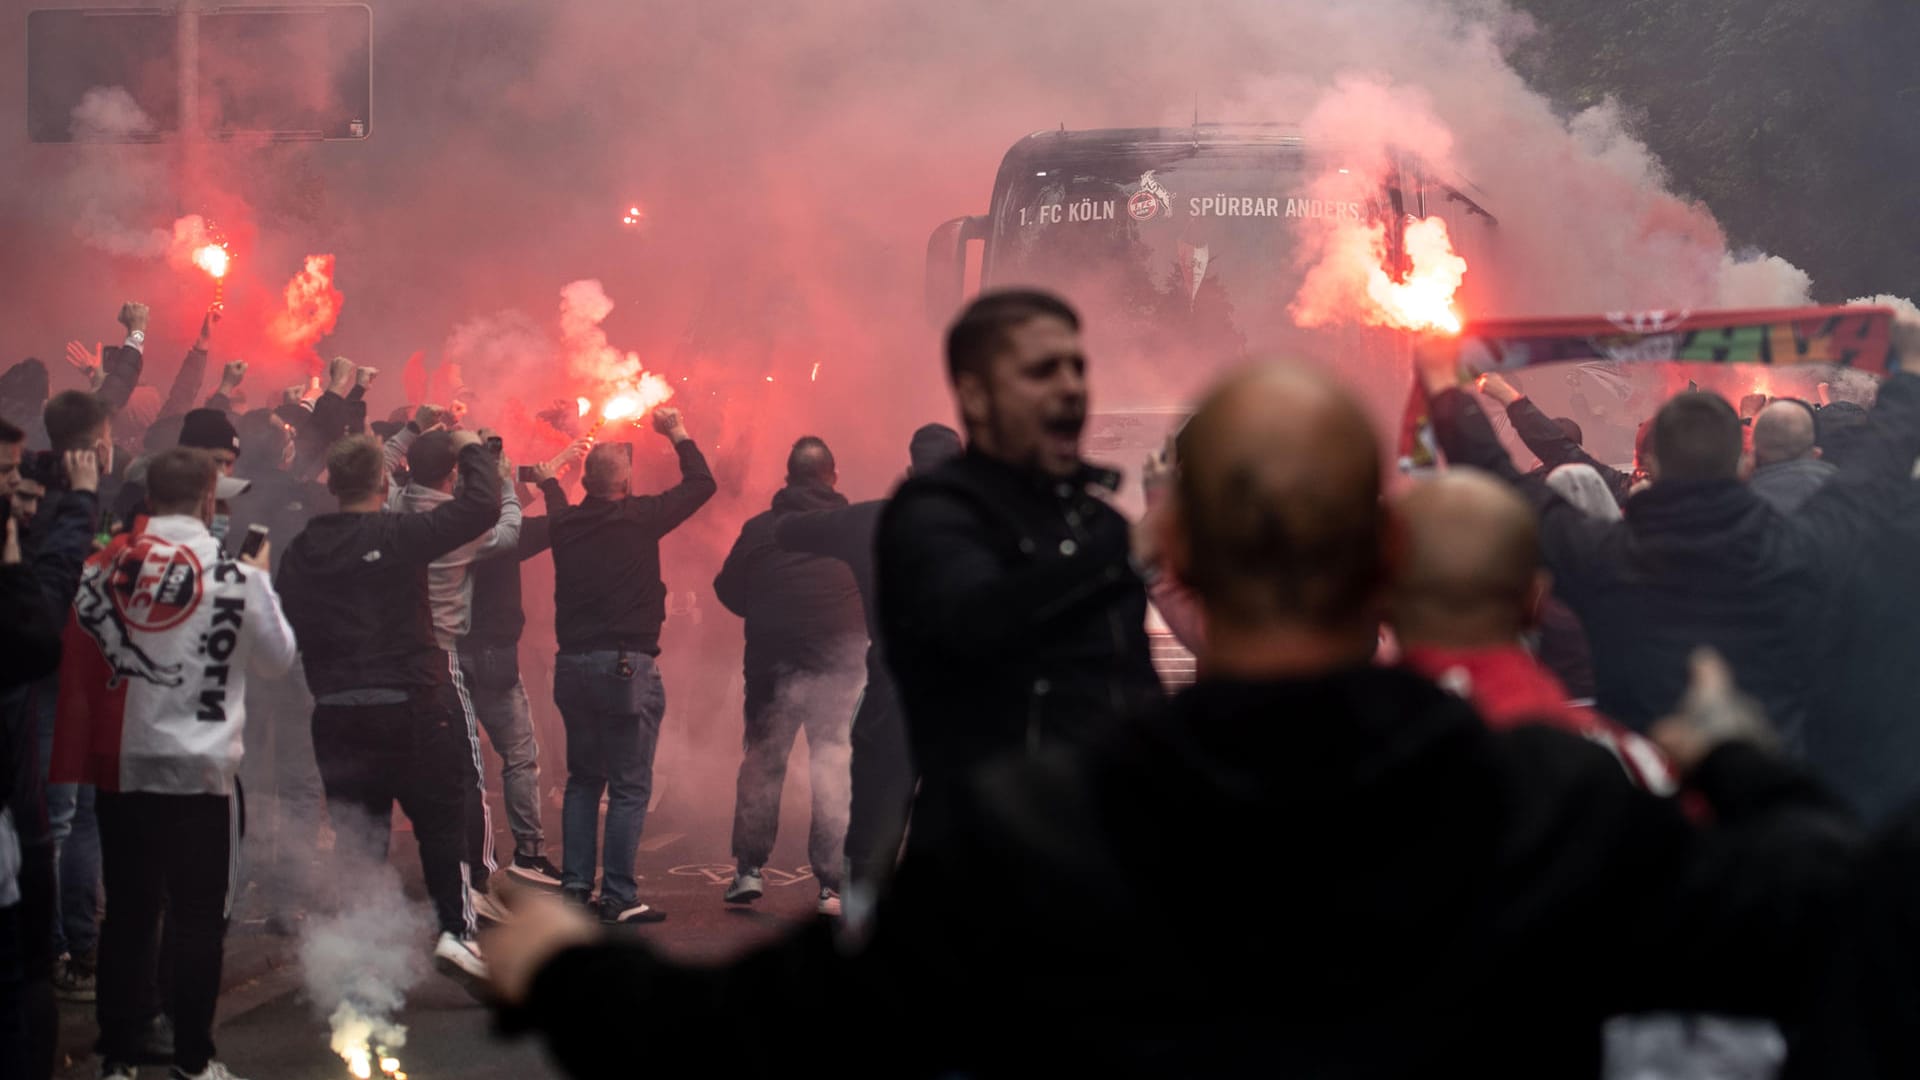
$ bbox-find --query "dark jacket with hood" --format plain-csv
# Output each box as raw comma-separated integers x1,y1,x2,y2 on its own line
714,483,866,672
506,667,1857,1078
1430,375,1920,750
275,443,500,697
875,448,1161,790
1748,456,1838,515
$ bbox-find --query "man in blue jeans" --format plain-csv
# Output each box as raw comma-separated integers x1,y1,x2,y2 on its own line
547,406,714,925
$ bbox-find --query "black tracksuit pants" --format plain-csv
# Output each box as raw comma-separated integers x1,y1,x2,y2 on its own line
311,688,473,937
95,791,235,1074
843,669,914,893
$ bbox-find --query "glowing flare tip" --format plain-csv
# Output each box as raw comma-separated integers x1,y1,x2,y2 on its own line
602,394,640,421
192,243,231,279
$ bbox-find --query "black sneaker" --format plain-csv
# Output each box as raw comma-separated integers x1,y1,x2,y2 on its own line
506,852,565,889
600,901,667,925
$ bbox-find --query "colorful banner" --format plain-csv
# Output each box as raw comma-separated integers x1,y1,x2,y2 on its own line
1397,305,1900,469
1457,306,1896,374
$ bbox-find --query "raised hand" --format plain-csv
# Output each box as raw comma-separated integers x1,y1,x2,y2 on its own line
64,340,102,378
650,406,687,441
117,301,150,334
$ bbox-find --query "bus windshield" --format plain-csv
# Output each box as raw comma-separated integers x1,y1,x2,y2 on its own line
983,140,1413,413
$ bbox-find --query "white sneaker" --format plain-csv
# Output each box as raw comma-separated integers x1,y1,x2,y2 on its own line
170,1064,248,1080
723,868,764,904
817,888,843,917
433,931,490,985
470,885,514,924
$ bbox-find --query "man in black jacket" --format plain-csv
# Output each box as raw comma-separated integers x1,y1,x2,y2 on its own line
713,437,866,914
1479,371,1636,505
276,431,502,985
875,290,1161,850
1420,343,1920,752
484,363,1859,1078
774,423,962,903
548,406,715,925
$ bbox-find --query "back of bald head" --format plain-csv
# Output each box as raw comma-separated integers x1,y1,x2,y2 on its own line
1390,470,1541,647
1174,364,1382,631
1751,399,1818,467
583,443,632,498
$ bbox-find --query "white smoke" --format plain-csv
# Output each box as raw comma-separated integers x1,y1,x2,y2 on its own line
297,835,432,1080
69,86,154,141
442,309,556,389
559,279,674,410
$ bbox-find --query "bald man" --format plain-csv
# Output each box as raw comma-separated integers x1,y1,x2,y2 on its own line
1749,399,1836,514
1393,470,1674,792
484,364,1856,1078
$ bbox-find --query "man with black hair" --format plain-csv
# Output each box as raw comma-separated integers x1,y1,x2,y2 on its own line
713,436,866,915
774,423,962,903
276,430,503,986
876,290,1160,852
1423,344,1920,752
548,406,715,925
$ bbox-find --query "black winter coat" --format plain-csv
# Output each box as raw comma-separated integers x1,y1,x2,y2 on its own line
875,449,1161,785
276,443,500,696
510,667,1858,1078
713,483,866,672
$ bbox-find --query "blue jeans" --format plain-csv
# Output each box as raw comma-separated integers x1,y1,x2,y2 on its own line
554,652,665,911
36,680,100,959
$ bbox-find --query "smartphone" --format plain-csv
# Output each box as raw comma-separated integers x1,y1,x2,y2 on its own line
240,523,270,560
485,435,504,455
516,465,539,483
613,441,634,465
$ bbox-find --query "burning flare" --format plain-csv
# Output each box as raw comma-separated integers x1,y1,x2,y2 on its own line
191,243,230,279
1291,215,1468,337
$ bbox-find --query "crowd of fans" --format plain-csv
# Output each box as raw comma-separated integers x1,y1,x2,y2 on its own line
4,288,1920,1078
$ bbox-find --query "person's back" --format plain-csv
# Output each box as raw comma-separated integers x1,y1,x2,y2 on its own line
549,424,714,655
1748,399,1837,515
713,468,864,668
546,408,714,924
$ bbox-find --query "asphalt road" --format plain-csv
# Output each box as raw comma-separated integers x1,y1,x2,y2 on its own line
53,785,832,1080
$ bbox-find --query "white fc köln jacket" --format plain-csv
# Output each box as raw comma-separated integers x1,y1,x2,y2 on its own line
52,514,298,795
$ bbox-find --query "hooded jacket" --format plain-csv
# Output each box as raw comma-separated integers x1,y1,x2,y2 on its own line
876,448,1162,789
51,515,296,795
508,667,1857,1078
1430,375,1920,751
275,443,501,696
714,483,865,672
1748,456,1838,515
395,474,522,649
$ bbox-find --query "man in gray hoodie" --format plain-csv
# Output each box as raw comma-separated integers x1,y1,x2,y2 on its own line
387,425,522,923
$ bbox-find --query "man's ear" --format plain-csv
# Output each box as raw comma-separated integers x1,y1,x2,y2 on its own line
1524,568,1553,630
955,371,991,431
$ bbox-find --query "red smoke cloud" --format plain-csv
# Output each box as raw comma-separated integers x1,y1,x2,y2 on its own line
269,254,343,366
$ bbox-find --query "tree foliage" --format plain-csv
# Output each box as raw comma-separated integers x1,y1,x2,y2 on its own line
1509,0,1920,301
